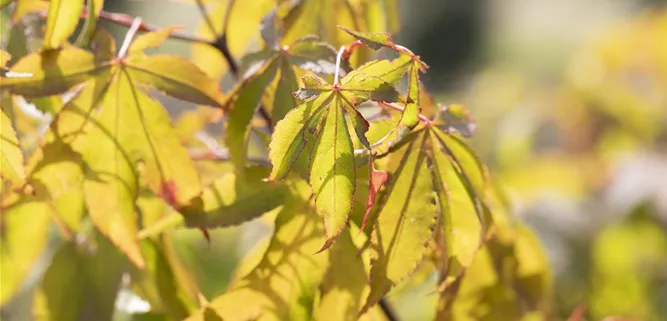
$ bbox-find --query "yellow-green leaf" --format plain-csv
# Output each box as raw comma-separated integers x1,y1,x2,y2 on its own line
362,129,437,314
269,60,298,124
286,37,338,74
125,55,227,107
0,109,26,187
314,229,368,320
129,26,182,55
340,54,412,87
268,93,334,182
0,48,108,97
339,26,393,50
75,0,104,47
185,197,329,321
180,168,288,228
294,74,331,100
224,61,278,168
43,0,85,49
0,198,51,306
310,97,356,249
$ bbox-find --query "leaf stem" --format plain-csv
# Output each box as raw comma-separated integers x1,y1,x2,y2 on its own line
378,101,432,125
334,45,346,86
117,17,142,59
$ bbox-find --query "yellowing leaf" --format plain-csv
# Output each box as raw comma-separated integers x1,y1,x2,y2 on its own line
362,129,437,314
0,109,26,187
185,198,329,321
0,48,109,97
314,229,368,320
33,232,125,321
43,0,84,49
180,168,288,228
129,26,182,55
0,198,51,306
125,55,226,107
310,98,355,249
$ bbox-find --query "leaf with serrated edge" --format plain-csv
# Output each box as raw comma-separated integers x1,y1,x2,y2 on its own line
341,76,400,103
402,61,421,129
184,198,329,321
361,129,437,314
428,129,483,288
294,74,331,100
310,97,356,251
125,55,226,107
341,54,412,87
314,229,368,320
43,0,84,49
0,110,26,187
268,93,334,182
0,48,109,97
224,61,278,168
180,168,288,228
341,98,371,150
129,26,183,55
339,26,393,50
0,199,51,306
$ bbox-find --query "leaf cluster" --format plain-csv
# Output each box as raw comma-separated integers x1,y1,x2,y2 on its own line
0,1,551,320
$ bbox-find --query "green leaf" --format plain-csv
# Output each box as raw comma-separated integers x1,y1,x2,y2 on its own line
268,93,334,182
180,168,289,228
342,99,371,150
33,232,125,321
0,198,51,306
362,129,437,314
224,61,278,167
268,60,298,123
0,109,26,188
0,48,109,97
129,237,198,320
125,55,227,107
340,76,400,103
185,197,329,321
314,229,368,320
310,97,356,250
401,61,421,129
43,0,84,49
339,26,393,50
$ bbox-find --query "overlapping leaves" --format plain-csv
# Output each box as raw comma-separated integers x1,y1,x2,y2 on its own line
0,28,225,267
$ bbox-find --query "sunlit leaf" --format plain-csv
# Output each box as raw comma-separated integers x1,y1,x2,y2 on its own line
180,168,289,228
360,158,388,232
314,229,368,320
129,27,182,55
125,55,227,107
0,48,109,97
339,26,392,50
185,197,329,321
43,0,84,49
362,129,437,314
33,232,125,321
310,97,355,250
0,198,51,306
0,109,26,188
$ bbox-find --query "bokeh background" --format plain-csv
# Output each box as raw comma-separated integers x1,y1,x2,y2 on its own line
2,0,667,320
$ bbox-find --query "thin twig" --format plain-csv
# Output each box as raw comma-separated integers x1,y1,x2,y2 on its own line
213,0,239,76
117,17,142,58
379,298,399,321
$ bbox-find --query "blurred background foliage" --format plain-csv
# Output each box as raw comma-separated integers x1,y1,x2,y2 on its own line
1,0,666,320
